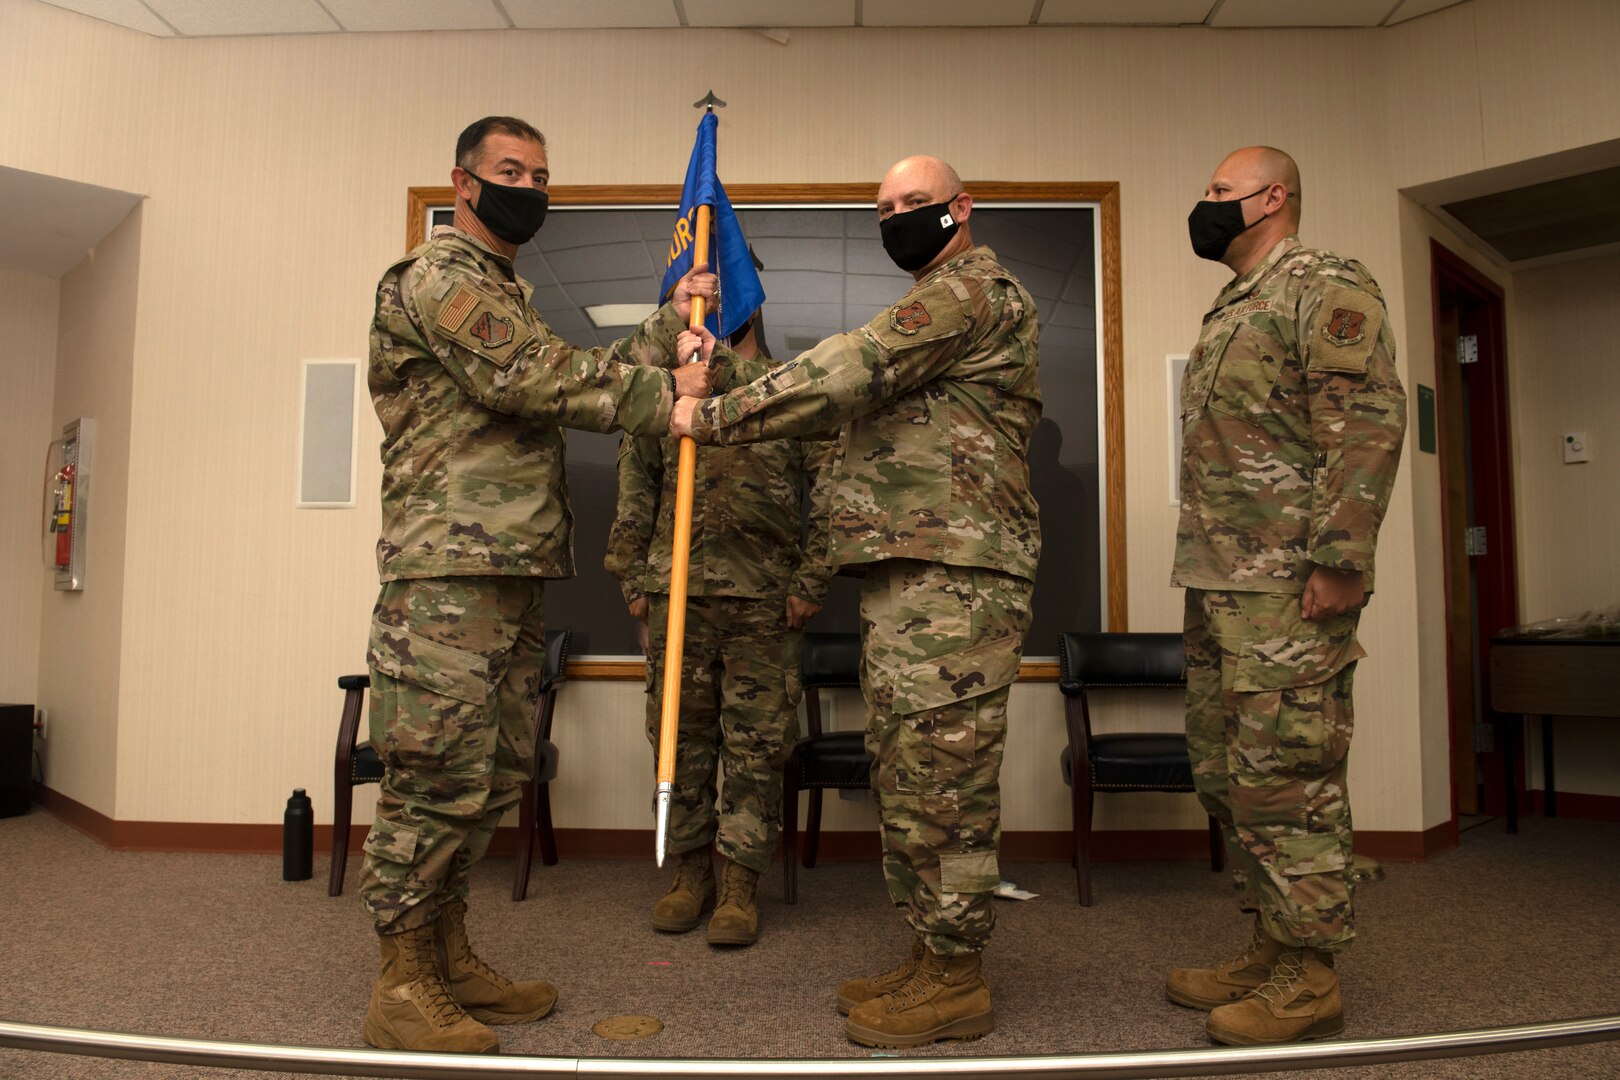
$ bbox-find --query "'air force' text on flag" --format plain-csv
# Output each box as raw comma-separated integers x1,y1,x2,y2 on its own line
658,112,765,342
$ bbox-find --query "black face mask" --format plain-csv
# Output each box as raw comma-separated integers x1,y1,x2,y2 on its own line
467,172,549,246
880,199,960,272
1186,186,1269,262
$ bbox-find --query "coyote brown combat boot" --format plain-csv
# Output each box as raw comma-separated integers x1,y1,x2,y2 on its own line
1206,946,1343,1045
844,948,994,1048
436,900,557,1024
836,935,925,1015
652,848,715,932
706,857,760,945
362,923,499,1053
1166,920,1286,1010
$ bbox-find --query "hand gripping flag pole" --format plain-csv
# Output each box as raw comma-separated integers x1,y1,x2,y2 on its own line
654,91,762,867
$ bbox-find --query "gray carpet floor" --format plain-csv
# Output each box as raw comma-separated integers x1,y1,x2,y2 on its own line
1,809,1617,1079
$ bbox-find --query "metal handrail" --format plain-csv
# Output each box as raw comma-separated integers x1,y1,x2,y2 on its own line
2,1014,1618,1078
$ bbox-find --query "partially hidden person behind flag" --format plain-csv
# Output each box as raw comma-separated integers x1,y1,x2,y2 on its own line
1168,145,1406,1046
606,297,839,948
669,155,1040,1048
358,115,720,1055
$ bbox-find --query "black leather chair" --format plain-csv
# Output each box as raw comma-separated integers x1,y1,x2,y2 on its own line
1059,631,1222,906
781,631,868,904
329,629,571,901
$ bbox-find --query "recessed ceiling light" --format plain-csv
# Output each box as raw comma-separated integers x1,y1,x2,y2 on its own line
584,303,658,328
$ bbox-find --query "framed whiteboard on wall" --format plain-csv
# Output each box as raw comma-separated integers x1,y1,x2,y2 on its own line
403,183,1125,676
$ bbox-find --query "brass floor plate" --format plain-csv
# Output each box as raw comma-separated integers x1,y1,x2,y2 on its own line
592,1014,664,1040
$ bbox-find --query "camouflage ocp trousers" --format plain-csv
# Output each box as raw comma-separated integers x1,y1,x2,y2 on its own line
1184,588,1365,953
358,576,546,934
644,593,802,874
860,559,1034,957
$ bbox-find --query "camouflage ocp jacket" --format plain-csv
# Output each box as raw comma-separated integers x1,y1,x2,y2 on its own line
688,245,1042,584
1173,236,1407,593
369,226,686,582
604,430,840,607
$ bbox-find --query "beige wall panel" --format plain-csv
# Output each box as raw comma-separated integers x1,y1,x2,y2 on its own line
1380,0,1488,189
1508,252,1620,623
11,0,1616,829
0,0,159,194
0,268,59,709
1472,0,1620,173
38,204,141,819
1504,253,1620,801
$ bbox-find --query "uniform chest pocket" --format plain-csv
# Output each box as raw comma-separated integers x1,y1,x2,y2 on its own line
1181,323,1236,415
1208,324,1286,425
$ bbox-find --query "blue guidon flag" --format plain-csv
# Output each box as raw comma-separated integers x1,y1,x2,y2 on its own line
658,111,765,342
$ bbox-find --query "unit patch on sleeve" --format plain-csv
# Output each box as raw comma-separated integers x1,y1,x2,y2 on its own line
890,300,933,335
469,310,514,349
1322,307,1366,347
1309,284,1383,374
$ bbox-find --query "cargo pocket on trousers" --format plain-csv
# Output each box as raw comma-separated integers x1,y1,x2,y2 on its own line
367,618,492,769
1227,633,1360,777
362,818,421,867
939,849,1001,896
1269,831,1348,881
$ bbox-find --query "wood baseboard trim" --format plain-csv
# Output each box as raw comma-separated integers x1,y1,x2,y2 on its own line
34,793,1472,866
1525,790,1620,822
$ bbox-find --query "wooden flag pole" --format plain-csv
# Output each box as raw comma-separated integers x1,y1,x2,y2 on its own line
653,198,712,868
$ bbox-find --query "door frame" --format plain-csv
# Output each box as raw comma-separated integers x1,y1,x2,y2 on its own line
1429,239,1521,822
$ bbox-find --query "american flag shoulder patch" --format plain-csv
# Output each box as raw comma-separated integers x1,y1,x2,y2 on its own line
437,286,480,334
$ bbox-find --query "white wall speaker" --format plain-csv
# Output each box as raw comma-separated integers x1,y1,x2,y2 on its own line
297,359,358,508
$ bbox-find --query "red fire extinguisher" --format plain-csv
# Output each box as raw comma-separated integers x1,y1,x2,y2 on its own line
52,463,75,569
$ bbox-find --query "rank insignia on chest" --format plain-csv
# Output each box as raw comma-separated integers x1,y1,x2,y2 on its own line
1323,307,1367,347
470,311,514,349
891,300,932,335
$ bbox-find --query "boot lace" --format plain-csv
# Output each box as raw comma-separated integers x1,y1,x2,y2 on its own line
1226,922,1268,968
716,862,749,909
443,906,510,989
1252,949,1307,1007
674,852,710,893
880,951,946,1011
405,930,466,1025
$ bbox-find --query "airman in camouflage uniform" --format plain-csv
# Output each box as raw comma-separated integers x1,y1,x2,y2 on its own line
357,116,718,1055
1169,147,1406,1046
671,156,1039,1048
606,315,840,946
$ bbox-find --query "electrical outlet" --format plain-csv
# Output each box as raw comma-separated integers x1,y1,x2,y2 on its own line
1564,431,1591,464
35,706,48,740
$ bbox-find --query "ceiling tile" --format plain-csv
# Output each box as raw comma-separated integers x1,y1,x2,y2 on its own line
1210,0,1390,27
1037,0,1215,25
37,0,176,35
685,0,854,28
1383,0,1469,25
864,0,1034,27
320,0,508,32
146,0,337,35
503,0,679,29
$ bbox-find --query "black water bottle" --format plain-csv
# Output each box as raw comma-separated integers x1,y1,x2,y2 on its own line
283,788,313,881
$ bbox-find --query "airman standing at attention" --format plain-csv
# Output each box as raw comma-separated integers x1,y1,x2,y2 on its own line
1168,145,1406,1046
607,306,839,948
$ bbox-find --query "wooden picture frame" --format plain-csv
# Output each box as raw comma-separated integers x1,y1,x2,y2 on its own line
406,183,1126,682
